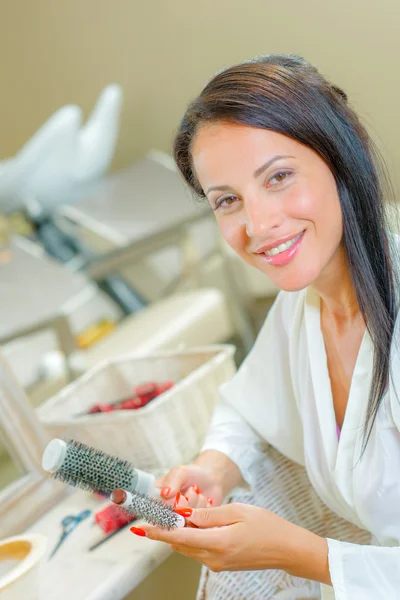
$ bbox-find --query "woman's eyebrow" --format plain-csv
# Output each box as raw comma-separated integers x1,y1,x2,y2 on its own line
253,155,295,178
206,184,231,194
205,155,295,194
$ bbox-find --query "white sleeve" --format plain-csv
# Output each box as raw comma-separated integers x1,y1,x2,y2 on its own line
201,290,304,490
201,401,268,490
327,538,400,600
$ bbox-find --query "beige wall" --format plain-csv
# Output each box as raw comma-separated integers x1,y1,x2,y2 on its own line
1,0,400,192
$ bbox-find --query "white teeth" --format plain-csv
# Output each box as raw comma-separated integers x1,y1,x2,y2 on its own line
265,232,303,257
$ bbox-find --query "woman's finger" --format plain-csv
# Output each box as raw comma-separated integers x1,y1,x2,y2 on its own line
173,491,189,509
141,522,224,550
180,490,208,511
173,493,200,527
193,492,208,509
176,504,242,529
185,484,202,506
155,466,191,499
170,544,208,562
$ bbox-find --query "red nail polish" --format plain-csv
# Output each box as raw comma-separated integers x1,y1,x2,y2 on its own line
207,497,213,505
192,484,200,494
130,527,147,537
174,507,193,517
160,487,171,497
184,495,189,501
173,491,181,509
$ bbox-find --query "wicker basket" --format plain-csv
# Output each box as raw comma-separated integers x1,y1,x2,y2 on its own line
36,345,236,474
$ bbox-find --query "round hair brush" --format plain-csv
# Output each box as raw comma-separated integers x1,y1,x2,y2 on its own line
42,438,157,498
111,489,185,529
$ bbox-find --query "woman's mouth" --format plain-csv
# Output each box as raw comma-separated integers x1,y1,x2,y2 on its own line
257,231,305,267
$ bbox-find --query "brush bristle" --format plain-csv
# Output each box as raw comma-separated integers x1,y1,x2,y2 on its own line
53,439,136,496
120,492,182,529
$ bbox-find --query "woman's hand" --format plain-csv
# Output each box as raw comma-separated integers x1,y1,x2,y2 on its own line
130,503,331,585
155,464,225,508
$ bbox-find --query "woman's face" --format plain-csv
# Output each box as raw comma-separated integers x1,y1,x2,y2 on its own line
192,122,344,292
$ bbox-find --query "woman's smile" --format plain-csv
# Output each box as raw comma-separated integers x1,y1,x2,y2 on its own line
253,229,306,267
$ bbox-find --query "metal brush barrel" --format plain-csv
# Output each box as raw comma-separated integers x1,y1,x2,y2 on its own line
42,439,157,497
112,489,185,528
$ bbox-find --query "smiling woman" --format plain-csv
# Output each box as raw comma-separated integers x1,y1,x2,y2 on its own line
130,54,400,600
173,54,399,451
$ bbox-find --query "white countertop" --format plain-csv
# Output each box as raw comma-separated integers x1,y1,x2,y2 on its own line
27,490,172,600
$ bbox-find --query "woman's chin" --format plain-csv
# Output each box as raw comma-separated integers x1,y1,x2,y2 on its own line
277,281,309,292
261,269,316,293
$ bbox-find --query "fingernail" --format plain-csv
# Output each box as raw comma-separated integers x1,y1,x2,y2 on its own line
173,491,181,509
184,495,189,501
174,507,193,517
207,497,213,505
160,487,171,497
192,484,200,494
130,527,147,537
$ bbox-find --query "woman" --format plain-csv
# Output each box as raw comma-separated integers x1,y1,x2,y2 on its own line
130,55,400,599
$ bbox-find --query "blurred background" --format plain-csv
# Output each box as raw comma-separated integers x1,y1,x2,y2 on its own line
0,1,399,598
1,0,400,180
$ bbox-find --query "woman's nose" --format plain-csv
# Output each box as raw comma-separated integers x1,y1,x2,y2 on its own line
244,195,281,238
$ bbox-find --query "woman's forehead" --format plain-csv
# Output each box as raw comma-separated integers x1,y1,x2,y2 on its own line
192,124,314,181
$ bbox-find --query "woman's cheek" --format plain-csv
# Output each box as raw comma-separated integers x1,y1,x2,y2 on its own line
216,215,248,259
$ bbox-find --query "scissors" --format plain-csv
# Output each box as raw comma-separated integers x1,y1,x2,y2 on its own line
49,509,92,559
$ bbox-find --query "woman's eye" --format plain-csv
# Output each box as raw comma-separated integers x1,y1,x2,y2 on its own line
269,171,292,185
214,196,238,210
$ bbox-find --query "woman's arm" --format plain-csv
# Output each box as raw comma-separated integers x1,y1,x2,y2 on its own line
199,401,269,494
282,524,331,585
194,450,244,499
285,532,400,598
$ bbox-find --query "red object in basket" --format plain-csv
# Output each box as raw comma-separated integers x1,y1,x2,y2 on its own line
119,396,143,410
94,503,136,534
134,382,159,404
97,403,115,413
86,380,175,415
88,403,115,414
156,381,174,394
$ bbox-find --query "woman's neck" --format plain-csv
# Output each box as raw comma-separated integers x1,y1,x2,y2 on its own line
310,245,362,329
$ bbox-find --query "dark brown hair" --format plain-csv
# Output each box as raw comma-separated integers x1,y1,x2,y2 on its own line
173,54,399,453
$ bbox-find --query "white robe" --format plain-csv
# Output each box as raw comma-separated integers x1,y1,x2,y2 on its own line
202,283,400,599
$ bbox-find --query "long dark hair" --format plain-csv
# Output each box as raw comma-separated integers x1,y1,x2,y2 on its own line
173,54,399,452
